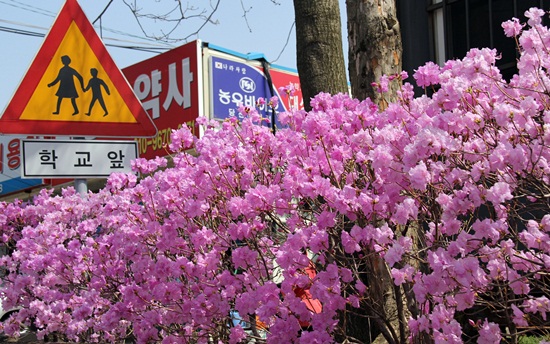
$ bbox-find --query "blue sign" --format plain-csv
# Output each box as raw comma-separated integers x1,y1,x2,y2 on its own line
0,178,42,196
210,56,279,124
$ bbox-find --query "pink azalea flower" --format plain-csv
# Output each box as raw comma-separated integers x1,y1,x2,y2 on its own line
269,95,279,109
511,304,529,327
477,320,502,344
409,161,431,191
486,182,513,204
524,7,546,26
414,61,441,87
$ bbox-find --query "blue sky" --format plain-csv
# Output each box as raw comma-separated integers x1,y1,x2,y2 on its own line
0,0,347,111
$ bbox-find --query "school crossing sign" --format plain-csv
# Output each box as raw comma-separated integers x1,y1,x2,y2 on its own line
0,0,157,137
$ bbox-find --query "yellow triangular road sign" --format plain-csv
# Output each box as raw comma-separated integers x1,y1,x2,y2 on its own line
0,0,157,137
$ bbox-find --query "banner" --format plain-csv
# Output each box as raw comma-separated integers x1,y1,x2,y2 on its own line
0,136,43,195
123,41,201,159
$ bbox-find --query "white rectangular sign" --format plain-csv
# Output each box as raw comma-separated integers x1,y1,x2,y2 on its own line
22,140,138,178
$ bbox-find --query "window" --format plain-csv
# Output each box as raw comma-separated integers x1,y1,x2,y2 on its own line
433,6,446,65
427,0,550,78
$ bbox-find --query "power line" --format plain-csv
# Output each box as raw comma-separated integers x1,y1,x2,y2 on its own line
0,17,49,31
0,25,43,38
9,0,56,16
0,0,55,17
0,0,174,48
0,21,172,53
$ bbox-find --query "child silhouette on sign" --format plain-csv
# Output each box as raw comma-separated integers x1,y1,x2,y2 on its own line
48,55,84,116
84,68,110,117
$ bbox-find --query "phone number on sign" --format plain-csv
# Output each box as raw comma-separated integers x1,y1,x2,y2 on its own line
135,121,195,156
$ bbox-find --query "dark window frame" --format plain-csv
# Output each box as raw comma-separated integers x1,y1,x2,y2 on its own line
427,1,548,56
425,0,549,78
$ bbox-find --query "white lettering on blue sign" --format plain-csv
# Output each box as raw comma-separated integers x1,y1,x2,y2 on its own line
239,77,256,93
219,90,231,105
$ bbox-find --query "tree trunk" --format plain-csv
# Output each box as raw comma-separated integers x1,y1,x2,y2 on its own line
347,0,402,104
293,0,348,110
346,3,404,341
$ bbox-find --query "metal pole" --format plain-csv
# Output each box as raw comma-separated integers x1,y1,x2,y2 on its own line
75,178,88,197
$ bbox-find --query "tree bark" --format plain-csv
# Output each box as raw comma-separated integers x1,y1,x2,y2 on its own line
347,0,402,104
293,0,348,110
293,1,405,342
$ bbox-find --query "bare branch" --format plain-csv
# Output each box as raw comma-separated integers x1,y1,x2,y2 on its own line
121,0,221,43
92,0,114,25
240,0,253,33
117,0,284,44
272,21,295,64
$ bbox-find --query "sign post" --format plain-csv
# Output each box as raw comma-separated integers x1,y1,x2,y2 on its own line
74,179,88,197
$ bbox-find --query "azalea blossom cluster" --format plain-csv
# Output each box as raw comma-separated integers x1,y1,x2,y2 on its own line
2,8,550,344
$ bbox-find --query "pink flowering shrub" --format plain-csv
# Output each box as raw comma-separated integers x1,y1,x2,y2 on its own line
2,8,550,344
